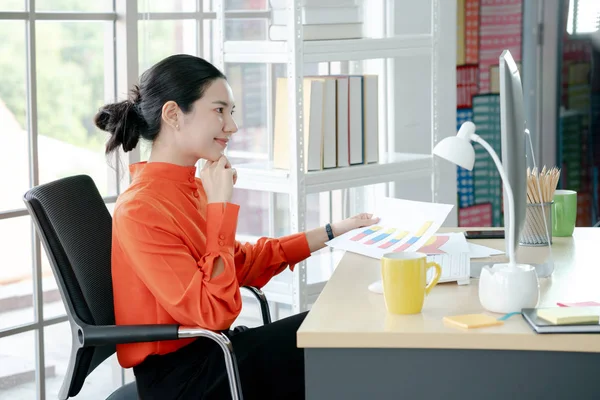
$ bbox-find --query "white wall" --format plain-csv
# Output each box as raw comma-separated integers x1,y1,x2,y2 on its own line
392,0,458,225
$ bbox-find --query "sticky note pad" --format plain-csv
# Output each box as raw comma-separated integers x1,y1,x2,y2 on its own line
443,314,504,329
536,307,600,325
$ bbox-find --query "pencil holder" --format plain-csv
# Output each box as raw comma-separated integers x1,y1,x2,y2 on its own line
519,202,553,246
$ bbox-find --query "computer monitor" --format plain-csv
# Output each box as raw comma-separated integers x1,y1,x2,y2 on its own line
499,49,527,257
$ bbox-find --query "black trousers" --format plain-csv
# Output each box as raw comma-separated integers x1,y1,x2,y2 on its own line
133,311,308,400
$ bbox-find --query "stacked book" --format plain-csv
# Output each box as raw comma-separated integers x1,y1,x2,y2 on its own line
456,65,478,109
268,0,363,41
273,75,378,171
472,94,502,227
456,109,475,209
478,0,522,93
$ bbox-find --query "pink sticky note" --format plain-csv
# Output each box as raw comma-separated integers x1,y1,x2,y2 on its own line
557,301,600,307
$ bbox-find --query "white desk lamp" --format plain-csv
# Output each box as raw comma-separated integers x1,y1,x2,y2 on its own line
433,121,539,313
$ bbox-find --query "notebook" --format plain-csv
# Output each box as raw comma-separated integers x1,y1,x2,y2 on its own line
521,308,600,334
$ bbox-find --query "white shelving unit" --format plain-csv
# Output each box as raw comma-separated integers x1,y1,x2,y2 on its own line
214,0,456,314
234,152,433,194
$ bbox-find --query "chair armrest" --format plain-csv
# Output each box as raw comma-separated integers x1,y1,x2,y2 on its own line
241,286,272,325
81,324,180,346
81,324,236,348
81,324,242,399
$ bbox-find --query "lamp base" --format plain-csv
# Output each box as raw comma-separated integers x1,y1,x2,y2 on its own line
478,263,540,314
531,260,554,278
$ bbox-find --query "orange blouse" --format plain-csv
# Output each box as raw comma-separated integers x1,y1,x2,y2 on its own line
111,162,311,368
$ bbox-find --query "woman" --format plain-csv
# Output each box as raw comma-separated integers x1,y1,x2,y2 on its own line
95,54,378,399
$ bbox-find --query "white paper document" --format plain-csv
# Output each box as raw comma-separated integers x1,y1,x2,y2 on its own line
468,242,505,259
326,197,455,259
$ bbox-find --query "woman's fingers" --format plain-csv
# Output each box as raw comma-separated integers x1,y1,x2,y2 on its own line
220,155,229,165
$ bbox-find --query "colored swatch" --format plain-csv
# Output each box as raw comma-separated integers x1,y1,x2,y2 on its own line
393,221,434,252
365,228,396,245
418,235,450,255
379,231,409,249
350,226,382,241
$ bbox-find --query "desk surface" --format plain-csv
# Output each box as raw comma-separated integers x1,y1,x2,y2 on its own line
297,227,600,353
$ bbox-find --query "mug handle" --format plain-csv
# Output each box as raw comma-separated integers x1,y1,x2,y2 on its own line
425,261,442,295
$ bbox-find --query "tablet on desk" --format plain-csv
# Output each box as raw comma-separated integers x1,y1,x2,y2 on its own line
521,308,600,334
464,230,505,240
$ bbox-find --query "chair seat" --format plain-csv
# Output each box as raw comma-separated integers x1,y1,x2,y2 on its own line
106,382,138,400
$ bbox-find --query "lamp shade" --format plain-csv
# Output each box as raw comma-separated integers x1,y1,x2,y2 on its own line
432,136,475,170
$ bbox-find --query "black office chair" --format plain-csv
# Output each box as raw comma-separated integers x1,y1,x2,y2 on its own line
23,175,272,400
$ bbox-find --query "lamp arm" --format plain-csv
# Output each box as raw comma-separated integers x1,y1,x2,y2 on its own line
471,134,516,266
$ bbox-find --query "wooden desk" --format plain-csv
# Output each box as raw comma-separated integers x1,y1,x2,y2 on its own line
298,228,600,400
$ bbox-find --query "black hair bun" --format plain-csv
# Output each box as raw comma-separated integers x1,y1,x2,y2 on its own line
95,99,147,153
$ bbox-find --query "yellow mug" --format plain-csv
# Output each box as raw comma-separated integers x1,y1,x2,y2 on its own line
381,252,442,314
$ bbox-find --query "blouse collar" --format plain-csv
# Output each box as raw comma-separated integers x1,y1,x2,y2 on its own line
129,161,197,183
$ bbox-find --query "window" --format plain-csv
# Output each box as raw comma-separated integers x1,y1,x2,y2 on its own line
567,0,600,35
36,21,115,196
137,0,197,13
0,2,120,397
35,0,112,11
0,0,24,10
0,331,35,398
138,19,199,72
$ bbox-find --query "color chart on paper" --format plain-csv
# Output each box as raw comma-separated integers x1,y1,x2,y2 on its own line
325,197,456,259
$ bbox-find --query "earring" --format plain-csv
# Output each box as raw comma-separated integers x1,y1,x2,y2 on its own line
175,123,179,130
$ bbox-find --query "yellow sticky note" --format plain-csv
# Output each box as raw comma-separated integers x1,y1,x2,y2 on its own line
537,307,600,325
443,314,504,329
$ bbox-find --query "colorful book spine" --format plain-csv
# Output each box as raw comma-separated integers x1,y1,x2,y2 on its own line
472,94,502,226
478,0,522,93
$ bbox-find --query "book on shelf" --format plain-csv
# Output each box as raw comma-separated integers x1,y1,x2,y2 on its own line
362,74,378,165
274,77,324,171
321,77,337,169
348,75,363,165
273,74,379,172
268,23,363,41
268,0,363,41
336,76,350,167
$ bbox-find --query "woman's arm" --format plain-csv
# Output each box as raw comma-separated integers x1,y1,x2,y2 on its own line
233,233,310,288
306,213,380,252
233,213,379,288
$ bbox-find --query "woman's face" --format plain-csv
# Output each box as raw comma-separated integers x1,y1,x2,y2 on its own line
177,78,238,162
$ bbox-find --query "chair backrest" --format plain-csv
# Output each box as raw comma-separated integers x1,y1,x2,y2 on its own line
23,175,116,399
